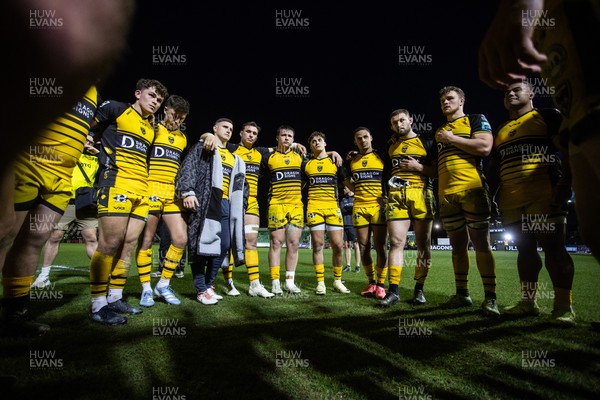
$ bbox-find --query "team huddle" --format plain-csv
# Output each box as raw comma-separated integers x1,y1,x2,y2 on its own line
0,78,575,335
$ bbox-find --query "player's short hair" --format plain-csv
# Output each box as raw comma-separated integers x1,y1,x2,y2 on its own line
136,78,168,99
389,109,411,120
242,121,261,133
353,126,370,134
308,131,326,144
164,95,190,114
439,85,465,100
276,124,295,136
215,117,233,125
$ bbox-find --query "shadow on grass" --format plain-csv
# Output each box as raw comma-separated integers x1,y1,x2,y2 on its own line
3,263,600,400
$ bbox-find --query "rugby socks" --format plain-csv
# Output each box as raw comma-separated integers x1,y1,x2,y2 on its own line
89,251,113,312
271,265,281,281
1,276,34,317
222,265,233,282
376,265,388,285
388,265,402,295
2,276,34,299
414,258,430,285
363,263,375,282
285,271,296,286
157,245,184,289
476,249,496,298
245,249,260,283
314,264,325,282
554,287,573,311
136,248,153,292
333,265,342,282
452,251,470,294
107,259,131,303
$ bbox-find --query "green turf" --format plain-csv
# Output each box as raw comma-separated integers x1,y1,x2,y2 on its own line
1,245,600,400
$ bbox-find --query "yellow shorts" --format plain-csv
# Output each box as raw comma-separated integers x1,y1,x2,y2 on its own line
534,0,600,145
97,186,149,220
306,206,343,229
246,196,259,218
268,203,304,229
387,187,435,221
439,187,491,232
14,156,72,213
147,181,183,215
352,203,386,228
501,201,567,232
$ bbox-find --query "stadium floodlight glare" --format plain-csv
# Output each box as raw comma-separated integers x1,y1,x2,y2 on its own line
504,233,513,241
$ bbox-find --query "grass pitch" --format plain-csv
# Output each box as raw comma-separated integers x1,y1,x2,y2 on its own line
1,245,599,399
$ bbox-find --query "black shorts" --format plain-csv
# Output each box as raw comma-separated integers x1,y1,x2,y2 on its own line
343,214,357,242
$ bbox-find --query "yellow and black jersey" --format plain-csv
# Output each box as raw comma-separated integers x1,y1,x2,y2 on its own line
494,108,563,209
262,150,304,206
348,151,384,206
24,85,98,180
148,123,187,184
94,101,155,196
385,135,433,188
435,114,492,195
227,143,270,199
302,156,347,208
218,147,235,199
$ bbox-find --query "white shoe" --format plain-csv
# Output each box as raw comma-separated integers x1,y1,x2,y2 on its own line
226,282,241,296
31,275,51,289
197,291,218,305
248,282,275,298
174,271,184,279
207,287,223,300
333,280,351,294
315,281,326,295
271,280,283,295
285,281,302,294
150,271,161,278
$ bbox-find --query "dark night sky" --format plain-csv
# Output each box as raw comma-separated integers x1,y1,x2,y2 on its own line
98,0,556,155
